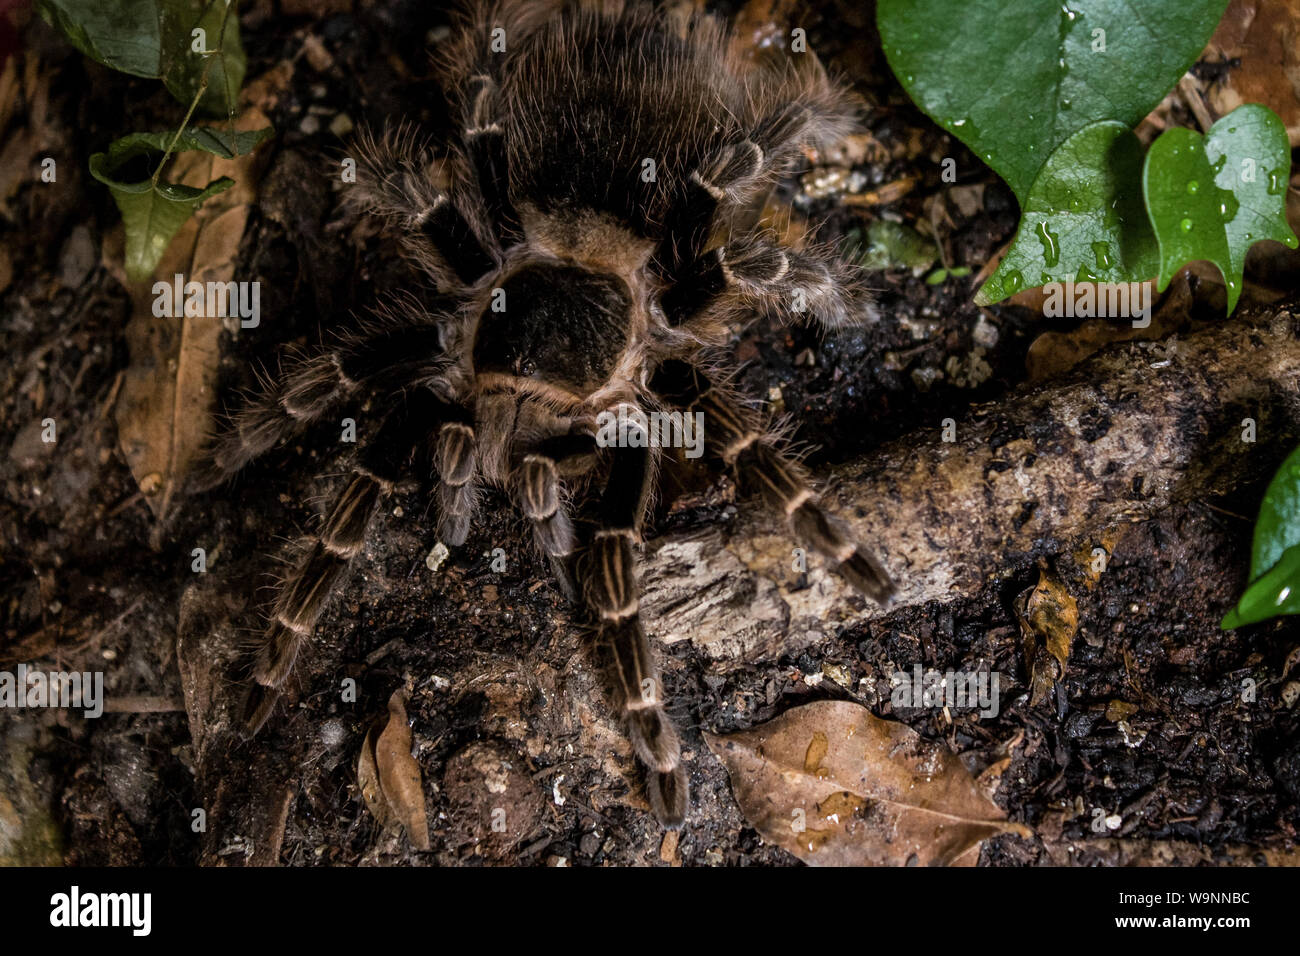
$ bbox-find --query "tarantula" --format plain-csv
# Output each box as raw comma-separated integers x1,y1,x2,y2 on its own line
204,0,894,830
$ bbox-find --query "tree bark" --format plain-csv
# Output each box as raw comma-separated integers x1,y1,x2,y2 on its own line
640,310,1300,661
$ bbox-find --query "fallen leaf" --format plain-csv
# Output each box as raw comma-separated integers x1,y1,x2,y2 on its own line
111,101,272,533
1017,570,1078,706
1206,0,1300,147
705,700,1031,866
356,726,390,827
373,688,430,850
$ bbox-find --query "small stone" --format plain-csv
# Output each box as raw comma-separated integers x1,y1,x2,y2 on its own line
823,663,852,688
319,719,345,748
971,314,999,349
1281,681,1300,709
426,542,450,572
57,226,96,289
300,114,321,135
329,113,354,138
910,366,942,392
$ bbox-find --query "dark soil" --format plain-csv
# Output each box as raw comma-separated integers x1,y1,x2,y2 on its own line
2,0,1298,867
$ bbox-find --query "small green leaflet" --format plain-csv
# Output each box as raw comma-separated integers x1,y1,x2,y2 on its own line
1144,105,1298,313
101,127,273,165
877,0,1228,204
88,127,272,281
851,220,938,273
1223,445,1300,629
976,122,1158,305
1221,543,1300,629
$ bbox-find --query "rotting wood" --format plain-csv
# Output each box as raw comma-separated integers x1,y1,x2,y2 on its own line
640,310,1300,661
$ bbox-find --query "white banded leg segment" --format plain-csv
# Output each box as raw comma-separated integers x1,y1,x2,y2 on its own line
514,454,575,557
435,422,478,546
584,529,639,622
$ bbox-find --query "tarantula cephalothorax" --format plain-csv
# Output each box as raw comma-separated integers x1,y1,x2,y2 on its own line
204,0,894,829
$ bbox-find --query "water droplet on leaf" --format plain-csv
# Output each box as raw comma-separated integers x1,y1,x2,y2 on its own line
1035,221,1060,267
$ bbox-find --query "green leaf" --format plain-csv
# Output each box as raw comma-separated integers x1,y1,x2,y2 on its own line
89,149,233,282
160,0,246,118
1143,104,1298,313
1221,542,1300,629
877,0,1229,203
1221,444,1300,629
1248,445,1300,584
35,0,162,77
976,121,1158,305
103,126,273,168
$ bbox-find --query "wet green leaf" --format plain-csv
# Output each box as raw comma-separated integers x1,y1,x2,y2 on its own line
89,154,230,282
89,125,269,280
103,127,273,167
1250,445,1300,584
160,0,247,118
1221,542,1300,629
976,121,1158,305
37,0,248,116
1144,104,1298,313
1222,445,1300,629
35,0,162,77
877,0,1228,203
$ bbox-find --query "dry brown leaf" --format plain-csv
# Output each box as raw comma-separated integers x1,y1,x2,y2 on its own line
356,726,390,827
1072,526,1126,590
112,104,272,532
373,688,430,850
705,700,1031,866
1017,570,1078,706
1206,0,1300,146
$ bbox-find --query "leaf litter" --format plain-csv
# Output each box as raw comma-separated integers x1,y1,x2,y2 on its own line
705,700,1031,866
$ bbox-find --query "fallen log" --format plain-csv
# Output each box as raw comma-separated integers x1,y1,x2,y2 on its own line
640,310,1300,661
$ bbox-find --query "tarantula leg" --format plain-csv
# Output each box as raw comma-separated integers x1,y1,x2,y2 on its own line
578,444,688,828
654,137,766,279
413,198,498,286
463,74,523,246
514,431,599,599
434,421,479,546
663,234,872,329
201,353,356,486
201,322,450,487
513,454,576,559
351,125,496,287
243,391,445,734
654,361,895,602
